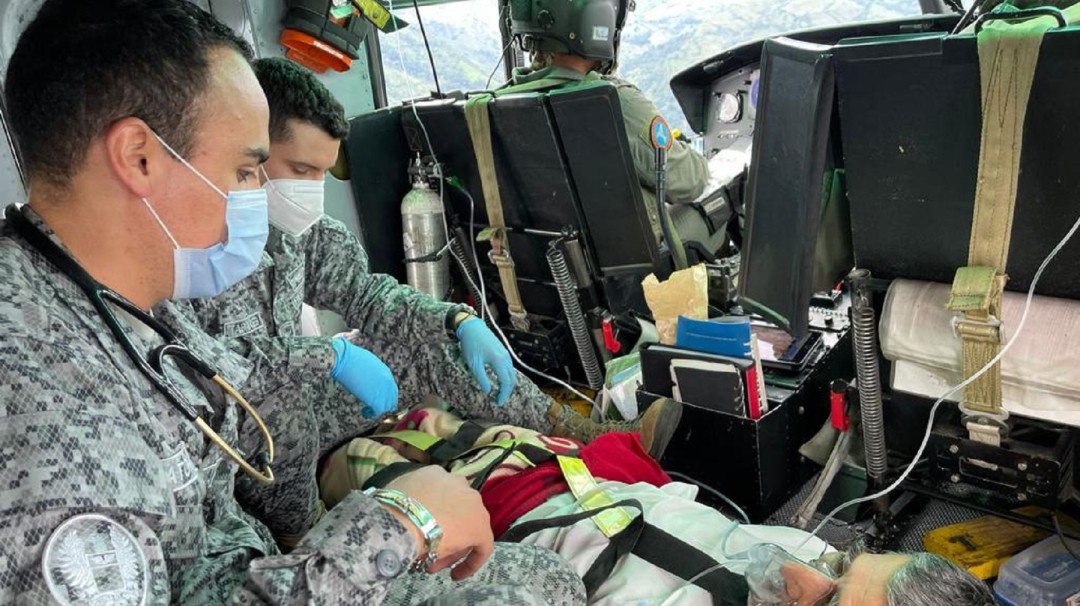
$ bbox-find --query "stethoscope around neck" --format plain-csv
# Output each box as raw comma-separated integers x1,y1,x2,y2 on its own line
5,204,275,484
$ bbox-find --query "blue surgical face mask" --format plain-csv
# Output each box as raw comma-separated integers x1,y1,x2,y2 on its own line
142,133,269,299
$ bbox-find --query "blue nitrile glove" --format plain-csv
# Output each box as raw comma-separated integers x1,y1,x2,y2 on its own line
457,317,516,406
330,337,399,418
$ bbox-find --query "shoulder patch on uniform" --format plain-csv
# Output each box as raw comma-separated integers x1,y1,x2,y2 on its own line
43,514,149,606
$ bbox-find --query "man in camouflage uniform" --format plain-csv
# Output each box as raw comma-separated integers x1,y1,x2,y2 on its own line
501,0,720,253
166,56,681,513
0,1,585,604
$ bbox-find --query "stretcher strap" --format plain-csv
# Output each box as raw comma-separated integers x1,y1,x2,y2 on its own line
465,95,529,330
500,499,749,604
390,421,633,536
947,13,1054,426
377,422,489,466
557,455,635,538
361,461,426,491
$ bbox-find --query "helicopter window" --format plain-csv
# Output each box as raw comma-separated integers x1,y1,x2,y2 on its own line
377,0,922,127
380,0,505,105
616,0,923,137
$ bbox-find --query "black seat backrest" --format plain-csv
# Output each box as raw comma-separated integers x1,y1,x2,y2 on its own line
402,81,660,318
836,30,1080,299
547,83,661,278
405,95,577,318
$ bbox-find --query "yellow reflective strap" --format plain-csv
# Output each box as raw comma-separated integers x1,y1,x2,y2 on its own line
375,430,441,452
557,455,633,538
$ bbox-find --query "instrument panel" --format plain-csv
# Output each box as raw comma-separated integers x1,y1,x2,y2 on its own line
703,63,760,160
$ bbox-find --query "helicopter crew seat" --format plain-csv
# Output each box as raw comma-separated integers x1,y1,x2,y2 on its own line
344,79,732,382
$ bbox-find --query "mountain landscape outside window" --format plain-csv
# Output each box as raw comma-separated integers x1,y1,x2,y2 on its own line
379,0,921,135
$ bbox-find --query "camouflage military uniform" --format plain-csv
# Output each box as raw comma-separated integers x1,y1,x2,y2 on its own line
504,66,710,243
177,215,556,434
0,207,584,605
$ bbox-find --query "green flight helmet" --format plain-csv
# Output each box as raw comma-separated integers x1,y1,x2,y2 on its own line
508,0,634,74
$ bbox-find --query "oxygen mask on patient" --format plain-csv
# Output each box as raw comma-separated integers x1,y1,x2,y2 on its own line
745,543,841,606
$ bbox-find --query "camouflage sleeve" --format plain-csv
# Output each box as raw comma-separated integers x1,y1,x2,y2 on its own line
233,491,422,604
0,336,419,605
614,79,710,204
301,216,467,344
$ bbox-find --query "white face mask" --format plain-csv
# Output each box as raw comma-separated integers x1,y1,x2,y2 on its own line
262,174,325,237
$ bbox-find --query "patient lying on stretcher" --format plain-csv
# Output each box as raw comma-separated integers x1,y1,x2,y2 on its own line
319,404,995,606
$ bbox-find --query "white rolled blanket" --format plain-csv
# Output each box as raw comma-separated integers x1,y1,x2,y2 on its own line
880,279,1080,426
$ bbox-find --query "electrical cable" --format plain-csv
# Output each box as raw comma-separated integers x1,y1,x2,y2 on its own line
409,0,442,96
1053,513,1080,562
485,1,514,89
385,3,598,406
450,180,599,406
485,39,515,90
795,202,1080,553
952,0,991,34
666,471,750,524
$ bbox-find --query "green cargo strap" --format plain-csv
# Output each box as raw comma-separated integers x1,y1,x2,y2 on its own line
465,94,529,330
946,8,1059,432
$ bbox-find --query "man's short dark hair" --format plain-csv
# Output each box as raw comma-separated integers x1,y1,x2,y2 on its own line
253,57,349,143
4,0,253,186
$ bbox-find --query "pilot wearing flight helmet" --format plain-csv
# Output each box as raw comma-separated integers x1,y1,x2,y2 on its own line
502,0,718,255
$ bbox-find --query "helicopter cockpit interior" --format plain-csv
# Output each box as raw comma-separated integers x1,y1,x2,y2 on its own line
330,2,1080,597
2,0,1080,603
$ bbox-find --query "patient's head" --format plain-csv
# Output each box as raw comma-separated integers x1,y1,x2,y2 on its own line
781,551,995,606
877,552,996,606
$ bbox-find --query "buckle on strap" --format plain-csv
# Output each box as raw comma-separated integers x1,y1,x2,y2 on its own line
487,246,530,331
488,247,514,269
508,311,529,331
963,413,1009,447
951,313,1004,344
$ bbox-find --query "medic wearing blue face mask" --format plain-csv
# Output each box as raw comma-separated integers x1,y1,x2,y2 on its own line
144,132,270,298
145,131,396,418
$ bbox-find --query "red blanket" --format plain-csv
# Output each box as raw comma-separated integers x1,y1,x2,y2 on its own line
481,432,671,538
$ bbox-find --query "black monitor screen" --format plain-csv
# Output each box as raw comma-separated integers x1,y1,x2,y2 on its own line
738,37,836,338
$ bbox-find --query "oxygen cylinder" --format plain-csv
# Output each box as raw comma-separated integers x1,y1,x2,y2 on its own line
402,178,450,300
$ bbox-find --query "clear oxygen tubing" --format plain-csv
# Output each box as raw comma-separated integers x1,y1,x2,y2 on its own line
793,200,1080,554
